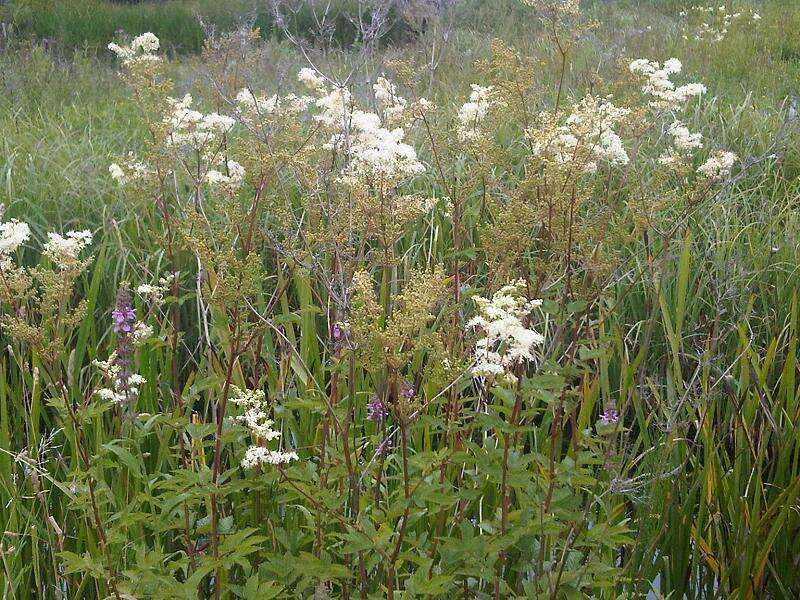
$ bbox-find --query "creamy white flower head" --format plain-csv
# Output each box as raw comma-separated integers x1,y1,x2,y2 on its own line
467,280,544,387
241,447,299,469
205,170,229,186
456,84,504,141
697,150,737,179
230,386,299,467
201,113,235,133
235,88,259,111
131,32,159,54
235,89,312,122
164,95,235,149
320,106,423,183
667,120,703,152
43,230,93,267
236,407,282,441
630,57,706,110
374,76,398,105
314,87,352,127
128,373,147,386
237,90,278,116
0,219,31,256
344,118,424,182
595,129,629,166
132,322,153,344
205,160,246,191
282,93,314,114
310,76,422,183
107,42,134,61
374,76,407,123
136,279,172,305
298,67,326,91
136,283,158,296
108,163,126,184
663,58,683,74
530,95,629,172
416,97,435,113
108,33,161,66
226,160,246,182
108,153,150,186
230,385,266,408
675,83,707,98
95,388,122,402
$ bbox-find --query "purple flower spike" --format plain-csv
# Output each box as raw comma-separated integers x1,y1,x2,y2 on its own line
367,394,388,423
600,401,620,425
376,435,393,457
400,380,414,400
112,285,136,405
112,289,137,336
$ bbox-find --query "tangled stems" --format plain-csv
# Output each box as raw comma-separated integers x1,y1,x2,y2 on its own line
386,397,412,600
57,379,122,600
494,374,524,600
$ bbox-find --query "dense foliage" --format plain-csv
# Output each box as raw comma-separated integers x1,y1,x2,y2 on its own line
0,1,799,598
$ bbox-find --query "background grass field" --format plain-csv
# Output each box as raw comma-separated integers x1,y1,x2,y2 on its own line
1,0,800,598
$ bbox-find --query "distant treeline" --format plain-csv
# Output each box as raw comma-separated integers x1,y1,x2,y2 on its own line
0,0,445,54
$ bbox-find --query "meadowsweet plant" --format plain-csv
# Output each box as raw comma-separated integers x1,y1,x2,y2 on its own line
0,216,92,361
3,1,798,598
468,280,544,386
679,3,762,42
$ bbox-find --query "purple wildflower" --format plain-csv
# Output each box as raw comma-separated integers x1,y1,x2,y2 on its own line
376,435,393,457
367,394,388,423
112,283,137,337
600,401,620,425
400,380,414,400
112,286,136,404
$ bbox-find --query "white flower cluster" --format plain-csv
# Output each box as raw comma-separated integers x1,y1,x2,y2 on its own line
132,321,153,343
108,152,151,186
43,230,93,268
0,216,95,271
629,58,706,110
530,95,630,174
467,280,544,386
457,84,504,142
0,219,31,259
697,150,737,180
418,194,453,217
341,112,425,183
136,273,175,306
108,32,161,67
241,446,299,468
234,88,312,124
230,386,299,469
300,70,424,184
680,5,761,43
659,119,703,166
373,76,407,125
205,160,246,191
93,354,147,405
164,94,235,150
297,67,326,91
312,85,352,128
131,32,159,54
